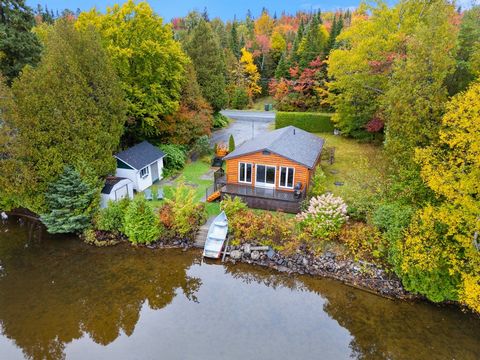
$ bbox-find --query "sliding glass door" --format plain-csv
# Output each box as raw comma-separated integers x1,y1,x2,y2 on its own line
255,165,276,188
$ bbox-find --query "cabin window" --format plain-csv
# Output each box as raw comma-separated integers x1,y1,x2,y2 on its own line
238,162,252,183
140,166,149,179
279,166,295,188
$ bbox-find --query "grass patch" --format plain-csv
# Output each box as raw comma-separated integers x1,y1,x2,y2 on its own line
251,96,274,111
315,133,387,217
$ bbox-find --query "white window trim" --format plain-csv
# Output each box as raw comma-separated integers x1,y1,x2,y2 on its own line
238,162,252,184
278,166,295,189
139,166,150,179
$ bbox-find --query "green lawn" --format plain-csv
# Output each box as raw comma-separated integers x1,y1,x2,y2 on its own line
315,133,386,211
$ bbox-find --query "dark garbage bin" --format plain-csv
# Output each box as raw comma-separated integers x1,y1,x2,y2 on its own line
264,104,270,111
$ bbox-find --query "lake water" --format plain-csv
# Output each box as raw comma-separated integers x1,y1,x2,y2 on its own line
0,218,479,360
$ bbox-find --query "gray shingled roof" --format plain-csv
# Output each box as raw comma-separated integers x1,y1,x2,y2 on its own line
224,126,324,169
115,141,165,170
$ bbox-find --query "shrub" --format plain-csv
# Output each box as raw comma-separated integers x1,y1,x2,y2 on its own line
124,196,161,244
231,87,249,109
221,196,295,250
372,202,415,269
275,112,334,132
339,223,387,264
191,135,211,158
308,167,327,197
228,134,235,153
95,198,130,234
297,194,348,242
160,183,206,239
213,113,230,128
158,144,187,176
220,195,248,218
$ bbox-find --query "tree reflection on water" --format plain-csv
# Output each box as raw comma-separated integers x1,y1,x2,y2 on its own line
0,219,201,360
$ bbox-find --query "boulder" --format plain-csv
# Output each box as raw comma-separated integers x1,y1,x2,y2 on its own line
251,250,260,261
230,250,243,260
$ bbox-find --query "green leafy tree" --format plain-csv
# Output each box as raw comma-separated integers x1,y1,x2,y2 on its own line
124,196,161,244
401,80,480,312
185,19,228,112
0,20,125,213
76,0,188,140
40,166,97,234
446,5,480,95
382,0,457,204
159,63,213,145
0,0,42,84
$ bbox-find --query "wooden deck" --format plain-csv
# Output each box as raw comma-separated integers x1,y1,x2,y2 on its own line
220,184,305,213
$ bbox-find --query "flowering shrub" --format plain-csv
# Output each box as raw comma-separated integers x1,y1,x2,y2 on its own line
297,194,348,241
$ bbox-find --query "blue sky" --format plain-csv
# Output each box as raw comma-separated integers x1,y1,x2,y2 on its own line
26,0,365,21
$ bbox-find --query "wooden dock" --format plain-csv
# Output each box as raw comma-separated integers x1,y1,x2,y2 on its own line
193,215,216,248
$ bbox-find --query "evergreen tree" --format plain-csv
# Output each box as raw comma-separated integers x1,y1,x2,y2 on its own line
230,21,241,59
297,14,329,69
0,20,125,213
40,166,97,234
228,134,235,152
0,0,42,84
290,19,305,65
185,19,228,112
275,51,290,79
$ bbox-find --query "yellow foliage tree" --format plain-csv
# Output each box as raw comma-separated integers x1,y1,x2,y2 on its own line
240,47,261,100
402,81,480,312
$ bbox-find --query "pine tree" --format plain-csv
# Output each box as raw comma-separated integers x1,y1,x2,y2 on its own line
291,19,305,65
298,14,329,69
40,167,97,234
230,21,241,59
275,52,290,79
185,19,228,112
0,0,42,84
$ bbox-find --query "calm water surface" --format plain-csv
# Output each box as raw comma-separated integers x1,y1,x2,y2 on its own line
0,218,479,360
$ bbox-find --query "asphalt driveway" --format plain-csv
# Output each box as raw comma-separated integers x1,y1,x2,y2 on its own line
211,110,275,147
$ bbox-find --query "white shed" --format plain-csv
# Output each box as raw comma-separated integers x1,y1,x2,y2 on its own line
114,141,165,192
100,177,134,208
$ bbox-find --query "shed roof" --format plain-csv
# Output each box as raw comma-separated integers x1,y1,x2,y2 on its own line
115,141,165,170
224,126,324,169
101,177,132,195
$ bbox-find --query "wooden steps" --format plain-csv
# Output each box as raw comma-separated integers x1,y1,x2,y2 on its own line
207,190,221,202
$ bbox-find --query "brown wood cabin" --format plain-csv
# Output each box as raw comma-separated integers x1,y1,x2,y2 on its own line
220,126,325,213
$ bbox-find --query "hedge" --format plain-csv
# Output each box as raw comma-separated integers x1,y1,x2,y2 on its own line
275,112,334,133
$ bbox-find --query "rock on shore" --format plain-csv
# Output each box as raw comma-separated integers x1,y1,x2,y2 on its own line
226,244,413,300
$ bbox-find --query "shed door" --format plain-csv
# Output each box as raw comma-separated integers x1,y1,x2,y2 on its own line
115,185,128,201
151,162,159,182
